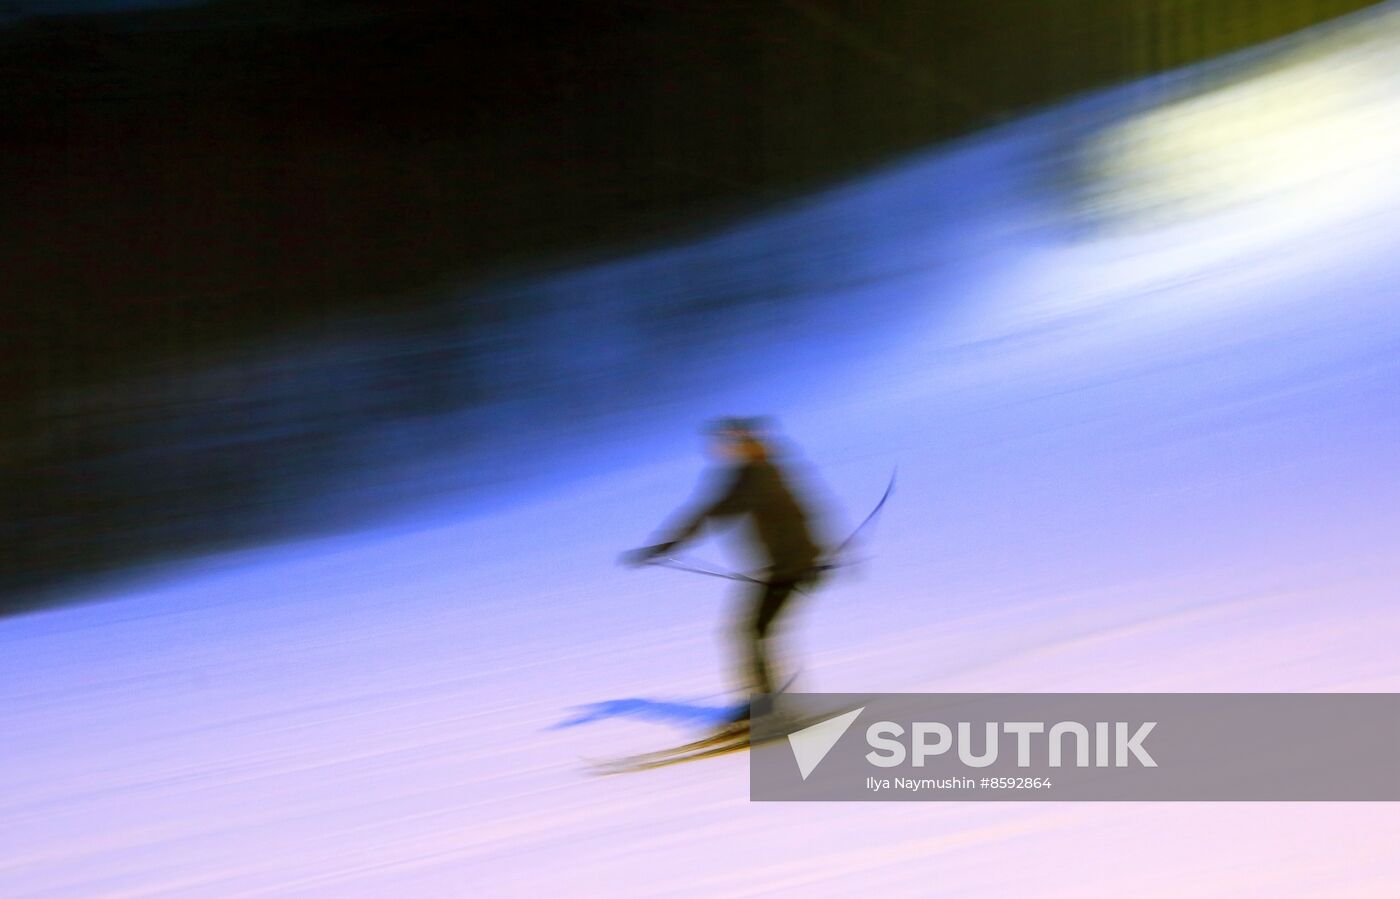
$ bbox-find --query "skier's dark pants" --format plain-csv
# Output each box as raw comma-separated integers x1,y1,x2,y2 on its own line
731,568,819,721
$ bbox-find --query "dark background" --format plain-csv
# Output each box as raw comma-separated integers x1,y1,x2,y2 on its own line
0,0,1382,607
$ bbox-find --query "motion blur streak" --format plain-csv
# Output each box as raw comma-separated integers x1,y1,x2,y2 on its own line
4,5,1400,897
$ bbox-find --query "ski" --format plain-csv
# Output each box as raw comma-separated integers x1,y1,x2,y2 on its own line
588,701,865,775
587,724,750,773
589,732,753,774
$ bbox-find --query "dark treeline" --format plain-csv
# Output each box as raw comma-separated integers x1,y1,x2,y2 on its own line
0,0,1380,606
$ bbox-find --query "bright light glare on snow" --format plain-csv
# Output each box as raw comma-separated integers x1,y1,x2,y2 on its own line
1086,19,1400,235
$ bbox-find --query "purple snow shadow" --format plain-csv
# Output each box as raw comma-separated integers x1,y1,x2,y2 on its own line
551,698,741,731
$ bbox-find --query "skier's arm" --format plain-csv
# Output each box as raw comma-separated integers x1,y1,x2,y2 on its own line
666,466,750,546
623,467,750,565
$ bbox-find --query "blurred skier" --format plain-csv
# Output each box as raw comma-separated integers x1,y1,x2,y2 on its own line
622,417,827,726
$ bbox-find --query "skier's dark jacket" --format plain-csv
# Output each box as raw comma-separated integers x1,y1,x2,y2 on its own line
662,459,823,580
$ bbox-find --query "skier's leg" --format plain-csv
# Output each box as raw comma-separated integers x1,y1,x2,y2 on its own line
724,584,764,723
726,582,773,722
726,579,798,724
750,579,798,693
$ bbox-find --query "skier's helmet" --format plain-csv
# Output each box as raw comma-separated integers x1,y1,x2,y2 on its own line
705,416,771,461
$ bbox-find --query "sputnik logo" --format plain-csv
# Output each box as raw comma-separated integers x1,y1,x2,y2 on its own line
786,707,865,780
